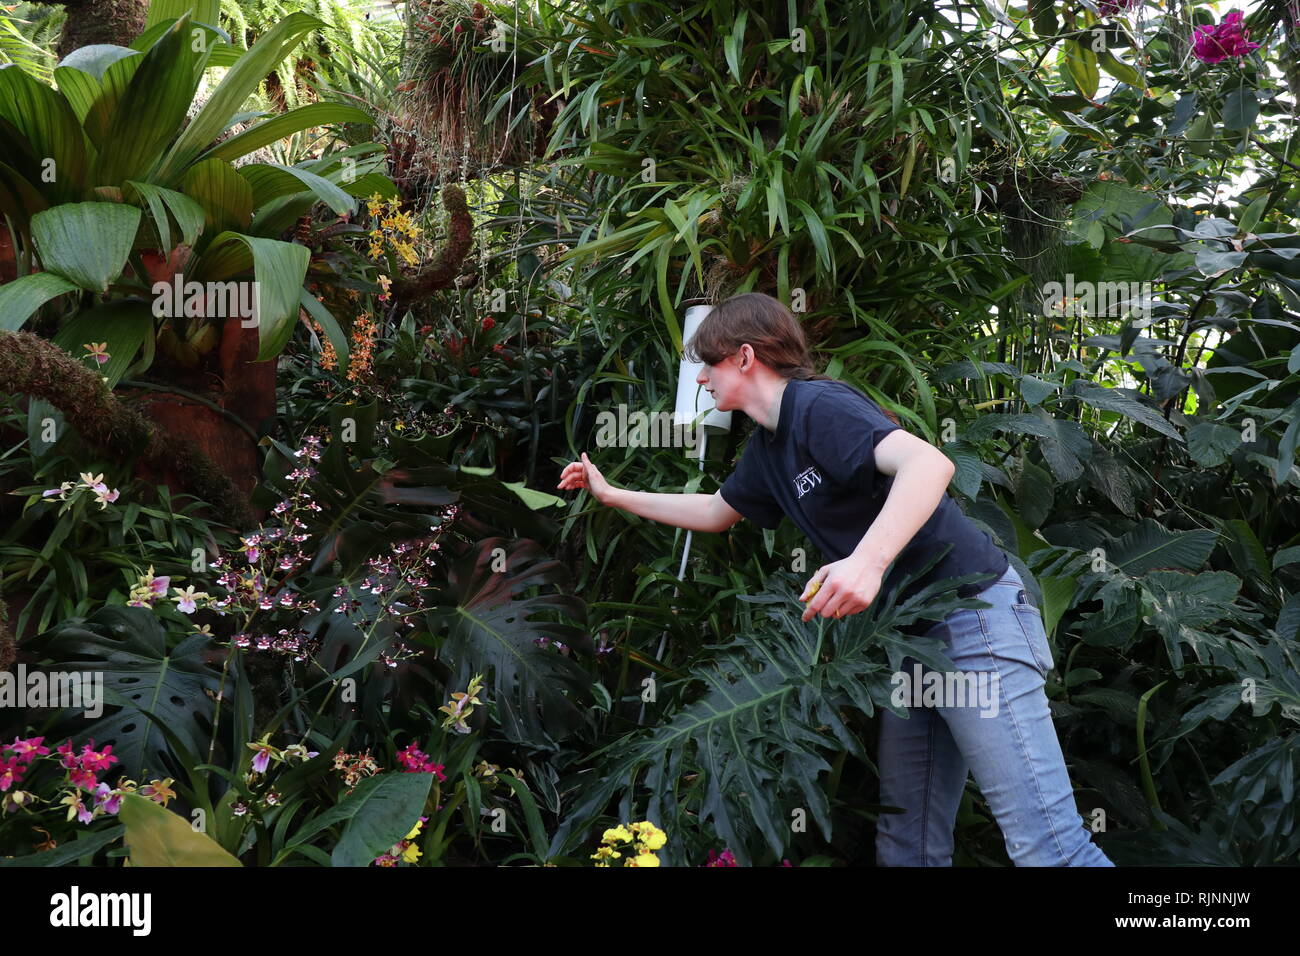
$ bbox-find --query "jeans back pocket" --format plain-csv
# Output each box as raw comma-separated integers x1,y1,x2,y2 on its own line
1011,601,1054,678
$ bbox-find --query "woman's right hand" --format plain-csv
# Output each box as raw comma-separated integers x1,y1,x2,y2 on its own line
556,452,614,505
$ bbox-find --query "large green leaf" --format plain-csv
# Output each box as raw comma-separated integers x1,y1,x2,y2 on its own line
52,45,142,149
1065,380,1183,441
0,154,52,223
120,794,243,866
199,103,373,164
30,201,140,291
190,230,309,359
283,772,433,867
1139,570,1243,670
26,605,222,779
91,16,198,184
145,0,220,30
248,148,395,237
183,157,252,238
153,12,324,185
1105,519,1218,576
239,162,355,217
1185,420,1241,467
0,62,87,203
425,537,591,747
0,271,79,330
124,179,206,251
1063,39,1099,100
549,560,986,865
1069,181,1192,282
50,300,153,387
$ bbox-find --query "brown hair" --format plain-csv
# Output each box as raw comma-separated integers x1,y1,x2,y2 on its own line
684,292,901,425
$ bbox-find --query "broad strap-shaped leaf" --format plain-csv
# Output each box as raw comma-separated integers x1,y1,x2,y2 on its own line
0,825,125,866
91,16,202,185
0,271,79,330
50,300,153,387
124,179,206,252
0,62,87,203
153,12,324,185
183,157,253,238
0,151,52,224
425,536,590,747
30,201,140,291
200,103,373,164
240,162,356,217
190,230,309,360
54,45,143,151
248,145,398,238
120,794,243,866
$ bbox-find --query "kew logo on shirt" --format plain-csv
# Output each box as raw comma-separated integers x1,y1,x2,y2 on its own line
793,465,823,499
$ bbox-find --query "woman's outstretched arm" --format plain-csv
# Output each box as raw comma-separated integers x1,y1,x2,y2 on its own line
557,452,736,532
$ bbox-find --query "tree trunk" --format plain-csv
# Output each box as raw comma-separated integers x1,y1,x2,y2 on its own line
56,0,149,59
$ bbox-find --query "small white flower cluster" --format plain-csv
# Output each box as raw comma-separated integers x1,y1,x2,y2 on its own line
42,472,120,510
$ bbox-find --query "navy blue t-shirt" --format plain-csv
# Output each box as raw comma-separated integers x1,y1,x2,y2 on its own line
718,378,1008,611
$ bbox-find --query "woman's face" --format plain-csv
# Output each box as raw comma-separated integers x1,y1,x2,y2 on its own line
696,348,746,411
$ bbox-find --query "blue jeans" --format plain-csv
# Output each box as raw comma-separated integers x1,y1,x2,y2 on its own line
875,562,1114,866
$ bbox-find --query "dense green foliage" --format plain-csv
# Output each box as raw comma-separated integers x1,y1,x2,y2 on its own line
1,0,1298,866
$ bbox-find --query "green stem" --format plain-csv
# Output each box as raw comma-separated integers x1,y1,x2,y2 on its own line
1136,680,1168,829
206,645,237,766
296,601,390,746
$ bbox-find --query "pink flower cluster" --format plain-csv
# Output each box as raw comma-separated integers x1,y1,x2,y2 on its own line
395,742,447,781
1193,10,1260,64
3,737,122,824
3,736,176,823
55,738,118,791
330,537,445,667
199,435,330,656
703,848,792,866
0,736,52,793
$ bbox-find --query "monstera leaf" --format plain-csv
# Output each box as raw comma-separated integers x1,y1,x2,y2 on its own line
27,605,221,779
548,557,992,866
425,537,590,747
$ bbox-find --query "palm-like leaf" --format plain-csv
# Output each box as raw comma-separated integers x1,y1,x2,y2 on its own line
25,605,221,779
549,556,994,866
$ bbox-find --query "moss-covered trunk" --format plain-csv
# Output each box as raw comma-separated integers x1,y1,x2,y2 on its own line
56,0,149,58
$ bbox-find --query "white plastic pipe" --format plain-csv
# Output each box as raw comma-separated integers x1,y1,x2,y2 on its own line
674,302,732,452
639,303,735,725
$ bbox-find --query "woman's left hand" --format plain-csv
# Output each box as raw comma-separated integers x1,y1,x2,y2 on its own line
799,555,883,622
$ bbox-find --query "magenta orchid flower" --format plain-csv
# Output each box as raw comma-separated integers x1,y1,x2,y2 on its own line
1193,10,1260,64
